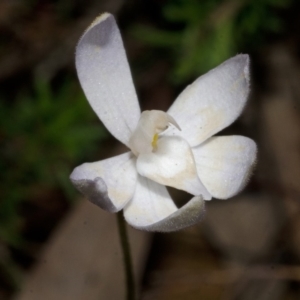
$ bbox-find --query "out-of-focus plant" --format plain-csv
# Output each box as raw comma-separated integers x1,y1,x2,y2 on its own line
132,0,291,83
0,79,106,248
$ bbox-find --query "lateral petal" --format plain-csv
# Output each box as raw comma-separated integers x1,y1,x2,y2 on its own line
166,55,250,147
70,152,137,212
136,136,211,199
76,13,141,146
192,136,257,199
124,177,206,232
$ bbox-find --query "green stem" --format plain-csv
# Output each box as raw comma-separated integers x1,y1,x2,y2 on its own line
116,212,135,300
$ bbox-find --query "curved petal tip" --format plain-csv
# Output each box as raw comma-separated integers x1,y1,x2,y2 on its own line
70,172,118,213
127,196,206,232
70,152,137,213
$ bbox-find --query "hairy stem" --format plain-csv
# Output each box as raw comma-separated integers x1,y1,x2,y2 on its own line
116,212,135,300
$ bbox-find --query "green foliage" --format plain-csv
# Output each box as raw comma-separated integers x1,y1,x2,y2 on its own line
131,0,292,83
0,79,106,247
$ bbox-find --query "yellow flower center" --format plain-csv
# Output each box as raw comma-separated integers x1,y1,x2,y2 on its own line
151,133,159,150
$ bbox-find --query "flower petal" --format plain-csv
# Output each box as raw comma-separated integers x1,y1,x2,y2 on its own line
124,177,205,232
192,136,257,199
166,55,250,147
76,13,141,146
70,152,137,212
124,176,176,226
136,136,211,199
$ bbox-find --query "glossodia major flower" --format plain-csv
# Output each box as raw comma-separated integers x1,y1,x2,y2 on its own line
70,13,257,232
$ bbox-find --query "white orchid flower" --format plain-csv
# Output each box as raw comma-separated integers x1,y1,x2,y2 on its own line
70,13,257,232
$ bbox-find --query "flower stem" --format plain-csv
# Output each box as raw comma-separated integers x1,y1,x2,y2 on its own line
116,212,135,300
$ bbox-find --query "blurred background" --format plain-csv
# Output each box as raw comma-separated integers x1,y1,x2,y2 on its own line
1,0,300,299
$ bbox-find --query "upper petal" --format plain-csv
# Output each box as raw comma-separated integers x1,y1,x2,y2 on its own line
192,135,257,199
166,55,250,147
76,13,141,146
70,152,137,212
136,136,211,199
124,177,206,232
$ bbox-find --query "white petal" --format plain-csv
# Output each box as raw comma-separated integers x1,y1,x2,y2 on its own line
192,136,257,199
70,152,137,212
166,55,250,147
124,176,177,226
124,177,205,232
76,13,141,146
136,136,211,199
